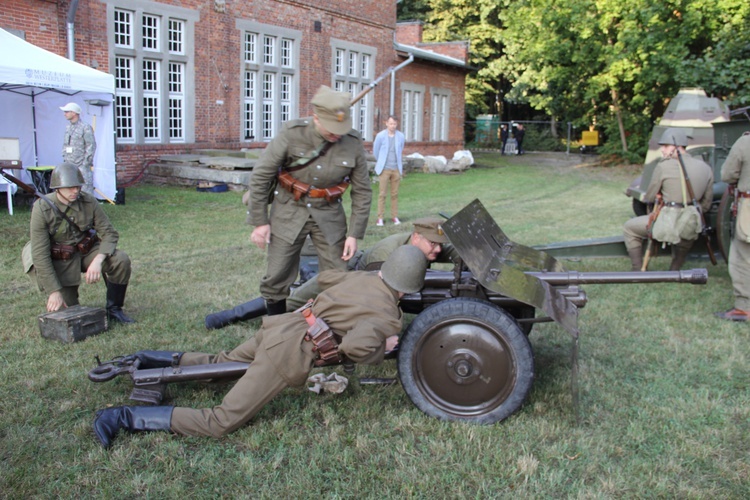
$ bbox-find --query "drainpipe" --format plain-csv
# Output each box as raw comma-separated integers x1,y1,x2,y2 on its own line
389,54,414,116
66,0,80,60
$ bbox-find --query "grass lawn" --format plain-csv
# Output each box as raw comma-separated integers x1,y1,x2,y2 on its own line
1,152,747,497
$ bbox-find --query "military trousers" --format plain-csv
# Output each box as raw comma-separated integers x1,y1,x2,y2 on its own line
260,216,346,303
728,237,750,310
170,328,316,438
286,252,363,311
377,169,401,219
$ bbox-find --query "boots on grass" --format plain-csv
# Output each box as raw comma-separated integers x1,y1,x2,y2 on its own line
93,405,173,449
669,246,691,271
627,248,644,271
106,282,135,324
204,297,268,329
266,299,287,316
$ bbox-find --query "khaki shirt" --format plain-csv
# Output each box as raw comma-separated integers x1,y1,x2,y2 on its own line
361,232,460,269
645,154,714,212
262,270,402,386
248,118,371,245
721,134,750,192
29,191,119,293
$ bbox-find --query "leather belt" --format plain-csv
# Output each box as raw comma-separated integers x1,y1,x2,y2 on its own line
736,190,750,199
663,201,691,207
277,171,350,202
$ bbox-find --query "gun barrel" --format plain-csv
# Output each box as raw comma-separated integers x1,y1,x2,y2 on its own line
132,362,249,386
527,268,708,286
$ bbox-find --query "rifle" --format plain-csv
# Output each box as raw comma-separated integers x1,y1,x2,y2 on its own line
673,140,717,265
641,195,663,271
0,170,37,195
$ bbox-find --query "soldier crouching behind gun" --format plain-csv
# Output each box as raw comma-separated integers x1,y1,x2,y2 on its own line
92,245,427,448
22,163,135,323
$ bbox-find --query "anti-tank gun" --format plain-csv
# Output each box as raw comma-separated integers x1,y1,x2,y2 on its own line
89,199,707,424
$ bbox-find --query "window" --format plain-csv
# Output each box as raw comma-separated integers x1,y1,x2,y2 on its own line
430,89,450,141
331,40,376,141
240,21,300,142
108,1,197,144
402,84,424,141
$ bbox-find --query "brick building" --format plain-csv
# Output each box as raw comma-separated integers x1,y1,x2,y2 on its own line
1,1,470,182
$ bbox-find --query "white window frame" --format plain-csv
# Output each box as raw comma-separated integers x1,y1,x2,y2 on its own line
106,1,198,145
330,39,376,141
401,84,424,142
430,88,450,142
238,20,300,143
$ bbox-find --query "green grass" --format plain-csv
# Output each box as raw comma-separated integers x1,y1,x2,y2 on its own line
1,152,747,497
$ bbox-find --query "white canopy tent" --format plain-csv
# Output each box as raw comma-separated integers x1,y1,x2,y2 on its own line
0,28,117,200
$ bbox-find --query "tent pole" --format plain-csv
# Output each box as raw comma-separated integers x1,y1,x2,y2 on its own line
31,90,39,166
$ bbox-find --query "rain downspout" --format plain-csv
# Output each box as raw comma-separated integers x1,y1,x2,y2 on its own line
66,0,80,60
389,54,414,116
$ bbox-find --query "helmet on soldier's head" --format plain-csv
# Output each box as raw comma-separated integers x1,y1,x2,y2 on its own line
658,128,690,147
49,163,84,189
380,245,428,294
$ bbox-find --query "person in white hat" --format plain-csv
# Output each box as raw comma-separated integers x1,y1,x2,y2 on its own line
60,102,96,195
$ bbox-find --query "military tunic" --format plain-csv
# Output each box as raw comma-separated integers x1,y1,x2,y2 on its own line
247,118,372,302
721,134,750,310
623,154,714,252
27,191,130,305
62,120,96,195
170,270,402,438
287,232,460,310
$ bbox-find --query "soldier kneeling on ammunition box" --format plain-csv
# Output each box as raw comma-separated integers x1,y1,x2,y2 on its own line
93,245,428,447
22,163,135,324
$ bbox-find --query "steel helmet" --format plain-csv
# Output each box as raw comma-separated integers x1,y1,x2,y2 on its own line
49,163,84,189
658,128,690,147
380,245,428,294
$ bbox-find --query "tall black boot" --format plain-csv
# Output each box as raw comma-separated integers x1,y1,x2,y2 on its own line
266,299,287,316
94,405,173,449
106,282,136,324
204,297,267,330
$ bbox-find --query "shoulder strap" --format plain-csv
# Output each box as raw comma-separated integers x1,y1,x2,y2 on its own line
285,141,333,173
38,195,84,233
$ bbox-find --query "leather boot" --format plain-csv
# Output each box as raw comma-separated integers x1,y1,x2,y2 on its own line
106,282,135,324
266,299,287,316
627,248,643,271
669,246,691,271
204,297,267,329
131,350,183,369
93,405,173,449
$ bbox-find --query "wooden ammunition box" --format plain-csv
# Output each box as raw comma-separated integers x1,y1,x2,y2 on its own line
38,305,108,343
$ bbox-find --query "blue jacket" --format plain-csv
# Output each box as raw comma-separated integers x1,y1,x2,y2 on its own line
373,129,405,175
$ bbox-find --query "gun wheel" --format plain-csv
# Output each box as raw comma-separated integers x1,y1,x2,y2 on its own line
398,298,534,424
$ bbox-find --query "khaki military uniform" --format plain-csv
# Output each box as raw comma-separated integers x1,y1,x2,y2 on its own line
171,270,402,438
624,154,714,253
287,232,459,310
247,118,371,303
26,191,131,306
721,134,750,311
62,120,96,195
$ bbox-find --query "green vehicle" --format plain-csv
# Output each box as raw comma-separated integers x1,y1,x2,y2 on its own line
541,89,750,262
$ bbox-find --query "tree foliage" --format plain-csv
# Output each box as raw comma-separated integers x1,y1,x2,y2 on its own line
418,0,750,159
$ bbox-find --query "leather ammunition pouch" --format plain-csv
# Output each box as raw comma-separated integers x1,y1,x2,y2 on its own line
51,242,76,261
299,302,343,367
278,171,350,203
76,229,100,254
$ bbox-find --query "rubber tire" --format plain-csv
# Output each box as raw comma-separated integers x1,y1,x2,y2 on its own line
398,298,534,424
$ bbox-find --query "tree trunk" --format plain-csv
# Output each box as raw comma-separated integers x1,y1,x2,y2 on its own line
610,88,628,152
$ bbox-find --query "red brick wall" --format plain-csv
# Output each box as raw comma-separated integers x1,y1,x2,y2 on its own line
395,21,423,45
2,0,466,179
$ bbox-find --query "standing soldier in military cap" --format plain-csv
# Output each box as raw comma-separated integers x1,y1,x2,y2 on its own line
244,85,372,319
60,102,96,195
205,217,459,329
623,128,713,271
22,163,135,323
716,132,750,321
93,245,429,447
